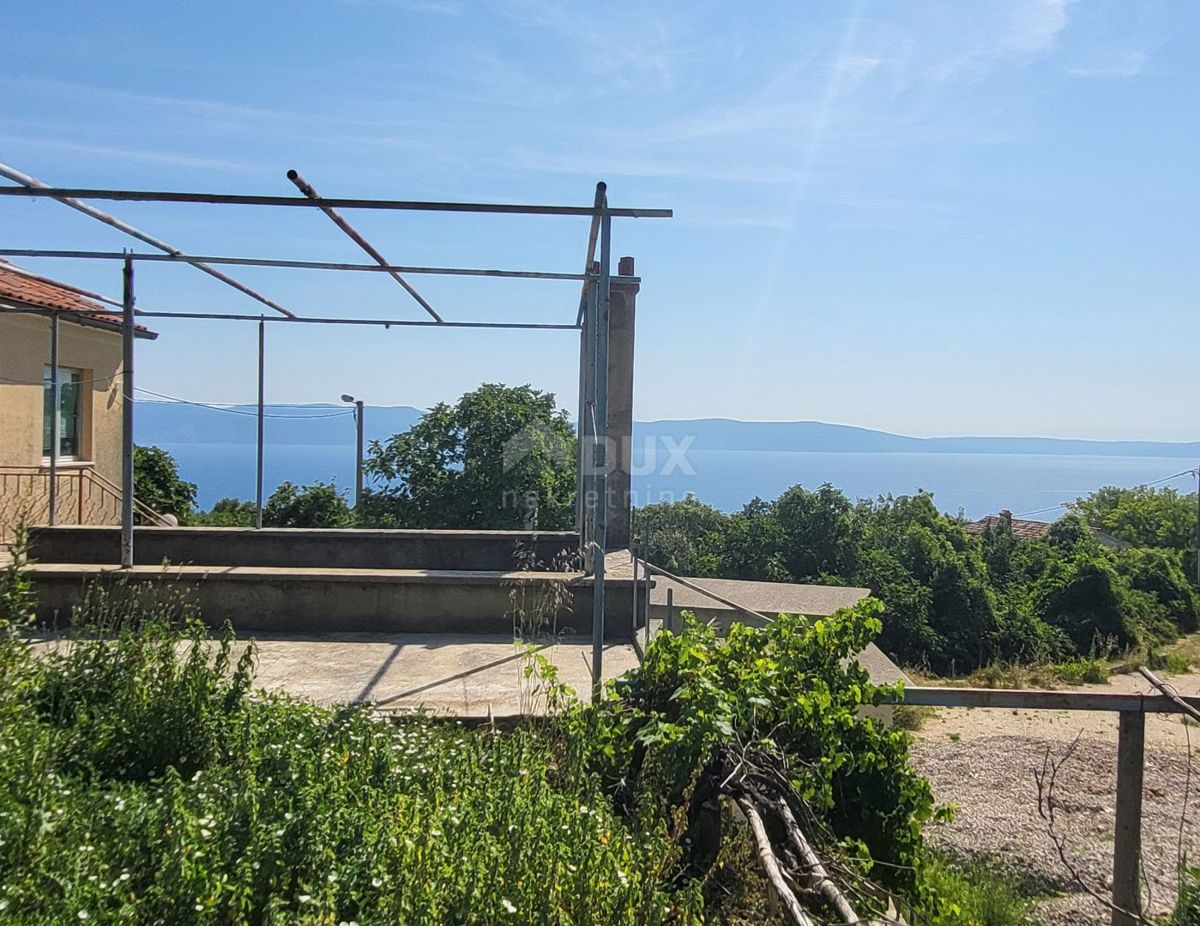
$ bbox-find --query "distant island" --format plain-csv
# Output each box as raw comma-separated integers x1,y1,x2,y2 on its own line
136,402,1199,459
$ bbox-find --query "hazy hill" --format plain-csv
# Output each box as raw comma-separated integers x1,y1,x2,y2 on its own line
136,403,1200,459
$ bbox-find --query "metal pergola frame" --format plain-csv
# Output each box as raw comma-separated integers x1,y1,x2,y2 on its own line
0,162,671,697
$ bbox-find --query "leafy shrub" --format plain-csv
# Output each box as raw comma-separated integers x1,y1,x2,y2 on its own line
919,852,1039,926
1051,655,1109,685
578,599,938,901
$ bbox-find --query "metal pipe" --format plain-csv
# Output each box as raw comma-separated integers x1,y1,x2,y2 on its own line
590,200,611,700
48,312,59,525
591,542,605,703
577,182,605,325
577,281,596,550
354,400,365,510
131,311,580,329
120,257,135,568
287,170,442,322
0,248,600,282
642,561,773,625
0,162,297,318
0,182,673,218
643,541,652,648
255,320,265,529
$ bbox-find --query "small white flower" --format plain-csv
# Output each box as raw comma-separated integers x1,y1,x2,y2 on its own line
371,876,384,888
501,899,517,914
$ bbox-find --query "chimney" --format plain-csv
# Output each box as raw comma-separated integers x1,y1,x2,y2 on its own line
605,256,639,551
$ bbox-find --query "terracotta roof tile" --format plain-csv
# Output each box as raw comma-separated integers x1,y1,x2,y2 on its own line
0,260,155,337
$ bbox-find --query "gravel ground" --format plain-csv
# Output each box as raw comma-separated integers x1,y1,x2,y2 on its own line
911,731,1199,925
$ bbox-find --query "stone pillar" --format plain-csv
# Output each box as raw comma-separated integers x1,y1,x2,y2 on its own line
605,256,639,551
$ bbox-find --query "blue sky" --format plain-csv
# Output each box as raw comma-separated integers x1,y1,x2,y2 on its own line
2,0,1197,440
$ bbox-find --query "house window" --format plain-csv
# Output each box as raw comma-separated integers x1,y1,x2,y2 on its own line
43,366,83,458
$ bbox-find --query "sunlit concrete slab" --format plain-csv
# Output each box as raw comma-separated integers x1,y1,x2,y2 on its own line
244,632,640,717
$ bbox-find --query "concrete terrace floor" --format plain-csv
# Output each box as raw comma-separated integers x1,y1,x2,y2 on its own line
241,632,641,717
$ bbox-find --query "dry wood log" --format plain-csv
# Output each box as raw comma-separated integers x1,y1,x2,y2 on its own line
732,794,816,926
771,796,862,924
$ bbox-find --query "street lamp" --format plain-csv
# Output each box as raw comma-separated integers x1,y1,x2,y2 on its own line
341,394,364,509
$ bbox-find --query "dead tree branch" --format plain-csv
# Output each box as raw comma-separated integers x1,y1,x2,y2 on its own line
1034,733,1155,925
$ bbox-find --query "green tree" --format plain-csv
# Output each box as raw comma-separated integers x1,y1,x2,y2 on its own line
854,493,998,672
1033,553,1139,652
1114,547,1199,634
364,383,576,530
193,498,257,527
1068,484,1197,551
133,445,197,519
718,497,790,581
262,481,353,528
774,483,860,581
634,495,728,576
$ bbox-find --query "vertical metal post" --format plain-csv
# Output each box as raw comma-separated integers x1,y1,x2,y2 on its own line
1111,710,1145,926
590,201,611,701
666,587,675,634
354,399,364,510
120,257,135,568
631,544,639,640
643,548,652,647
575,314,587,540
579,281,597,563
48,311,60,525
255,319,265,529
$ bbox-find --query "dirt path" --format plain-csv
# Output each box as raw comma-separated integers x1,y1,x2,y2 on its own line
910,669,1200,924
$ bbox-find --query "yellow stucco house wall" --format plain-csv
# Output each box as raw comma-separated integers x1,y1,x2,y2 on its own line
0,261,156,539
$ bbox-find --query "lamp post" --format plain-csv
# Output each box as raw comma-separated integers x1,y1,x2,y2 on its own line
341,394,364,509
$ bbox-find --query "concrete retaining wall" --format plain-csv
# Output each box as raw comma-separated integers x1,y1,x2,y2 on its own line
30,564,642,640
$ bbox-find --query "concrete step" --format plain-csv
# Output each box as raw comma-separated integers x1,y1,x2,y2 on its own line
27,563,643,640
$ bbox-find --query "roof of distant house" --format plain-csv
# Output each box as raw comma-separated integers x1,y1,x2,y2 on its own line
963,510,1051,540
963,509,1132,549
0,260,157,339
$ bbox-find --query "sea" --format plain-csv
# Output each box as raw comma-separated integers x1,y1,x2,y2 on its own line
157,441,1198,520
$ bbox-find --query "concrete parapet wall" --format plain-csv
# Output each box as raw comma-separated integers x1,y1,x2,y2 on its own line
30,526,580,571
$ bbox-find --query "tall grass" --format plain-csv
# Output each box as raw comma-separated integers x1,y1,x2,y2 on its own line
0,587,700,925
919,852,1041,926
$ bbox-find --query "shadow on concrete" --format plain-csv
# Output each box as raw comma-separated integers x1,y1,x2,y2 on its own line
372,643,553,706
